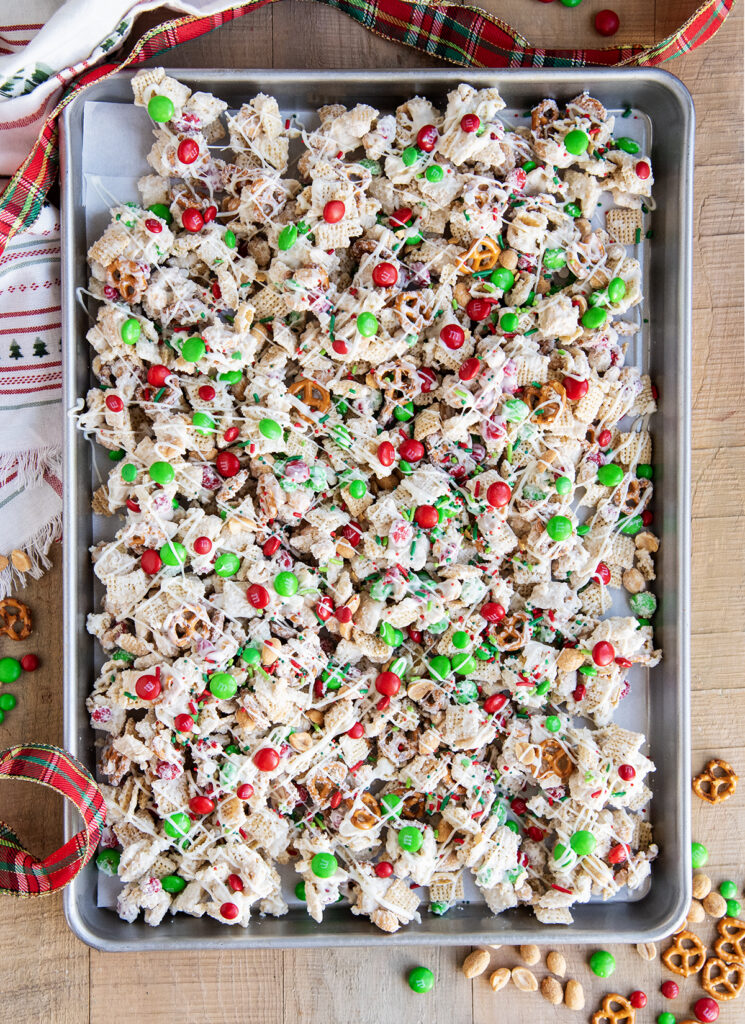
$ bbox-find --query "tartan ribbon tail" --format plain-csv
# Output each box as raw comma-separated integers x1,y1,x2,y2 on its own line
0,744,105,897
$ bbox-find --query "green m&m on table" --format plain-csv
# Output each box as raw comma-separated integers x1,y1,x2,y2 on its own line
120,318,141,345
589,949,616,977
96,849,121,875
691,841,708,869
294,881,306,901
311,852,338,878
274,571,299,597
720,879,738,899
209,672,238,700
0,658,21,684
727,899,742,917
408,966,434,993
147,95,174,122
398,826,423,853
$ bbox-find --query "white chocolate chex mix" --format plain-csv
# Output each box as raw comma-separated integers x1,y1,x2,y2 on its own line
83,73,660,932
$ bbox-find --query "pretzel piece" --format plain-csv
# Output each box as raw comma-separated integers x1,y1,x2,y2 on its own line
0,598,33,641
693,758,738,805
491,611,529,652
349,792,381,830
537,738,574,782
458,237,501,274
702,956,745,1000
661,929,707,977
591,993,635,1024
288,378,331,424
523,380,566,426
715,916,745,964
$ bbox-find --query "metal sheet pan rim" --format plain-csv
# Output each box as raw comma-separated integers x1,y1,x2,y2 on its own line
62,67,692,950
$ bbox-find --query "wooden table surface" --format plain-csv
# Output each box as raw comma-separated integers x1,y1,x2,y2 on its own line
0,2,742,1021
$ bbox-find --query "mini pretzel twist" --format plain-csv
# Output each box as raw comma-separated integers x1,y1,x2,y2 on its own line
661,929,707,976
349,791,381,830
491,611,529,651
402,792,427,819
306,762,347,806
165,603,212,649
523,380,567,425
0,598,32,640
531,99,559,132
370,363,420,422
458,237,502,274
591,993,636,1024
537,738,574,782
106,258,149,303
394,291,434,332
377,726,418,766
288,378,331,424
613,476,650,516
715,916,745,964
693,758,739,804
702,956,745,1000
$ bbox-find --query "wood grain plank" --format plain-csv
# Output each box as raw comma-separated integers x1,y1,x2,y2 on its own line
692,631,745,689
0,546,90,1024
691,516,745,634
692,447,745,518
282,945,472,1024
89,949,284,1024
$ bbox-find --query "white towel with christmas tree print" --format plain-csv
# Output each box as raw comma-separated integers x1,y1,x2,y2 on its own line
0,204,62,593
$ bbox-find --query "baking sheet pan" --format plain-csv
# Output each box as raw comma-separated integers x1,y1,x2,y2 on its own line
61,68,693,950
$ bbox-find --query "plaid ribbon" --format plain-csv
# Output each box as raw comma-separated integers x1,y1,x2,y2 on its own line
0,743,105,895
0,0,737,257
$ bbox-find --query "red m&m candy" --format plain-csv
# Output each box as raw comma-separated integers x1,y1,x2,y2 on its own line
377,441,396,466
198,384,215,401
390,207,413,228
253,748,280,772
105,395,123,412
418,367,437,392
263,536,281,557
189,796,216,815
629,991,647,1010
223,426,240,442
399,439,424,463
347,723,364,739
416,125,438,152
460,114,480,133
592,641,615,666
440,324,465,349
481,602,506,623
415,504,439,529
177,138,200,164
220,902,239,920
247,584,270,609
203,205,217,223
635,161,651,180
20,654,39,672
458,357,481,381
174,714,194,732
563,376,589,400
594,9,620,35
466,298,491,321
216,451,240,477
375,672,401,696
487,481,511,508
135,675,161,701
182,208,204,233
323,200,345,223
694,997,720,1022
594,562,611,585
147,365,170,387
141,549,162,575
661,981,679,1000
236,783,254,800
193,537,212,555
484,694,507,713
374,861,394,878
372,262,398,287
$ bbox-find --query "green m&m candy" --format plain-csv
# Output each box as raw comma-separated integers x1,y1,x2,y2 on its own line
108,449,125,461
577,523,590,536
408,966,434,993
164,812,192,840
500,312,519,333
181,336,206,362
720,879,738,899
274,571,299,597
535,679,550,696
215,552,240,577
224,229,237,249
0,693,17,711
582,306,607,330
425,164,444,183
546,515,573,542
394,401,414,422
147,95,175,122
555,476,571,495
691,841,709,868
148,203,172,225
619,514,643,535
360,158,381,175
379,623,403,647
452,630,469,649
553,842,576,869
428,655,451,681
96,848,121,875
121,463,137,483
597,463,624,487
356,312,378,337
543,248,566,270
570,830,596,856
348,480,367,499
615,136,640,154
259,417,283,440
504,820,519,835
629,591,657,617
278,224,297,250
545,715,561,733
219,370,243,385
728,899,742,917
160,541,187,566
452,653,476,676
503,397,529,423
565,202,582,218
381,793,403,816
294,881,306,901
149,461,174,485
402,146,419,166
490,267,515,290
241,647,261,666
455,679,479,703
564,128,589,154
398,826,423,853
209,672,238,700
120,318,141,345
161,874,187,894
522,160,537,172
607,276,627,304
192,412,215,436
657,1014,676,1024
636,463,653,479
311,852,338,878
589,950,616,978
